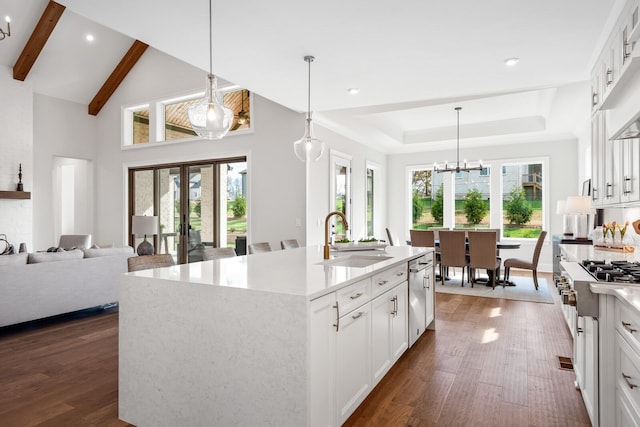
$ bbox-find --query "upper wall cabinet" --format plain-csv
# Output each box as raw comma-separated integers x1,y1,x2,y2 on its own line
598,0,640,110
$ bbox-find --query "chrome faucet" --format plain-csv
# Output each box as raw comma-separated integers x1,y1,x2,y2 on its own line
324,211,349,259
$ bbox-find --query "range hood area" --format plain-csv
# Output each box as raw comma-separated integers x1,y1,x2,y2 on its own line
606,48,640,141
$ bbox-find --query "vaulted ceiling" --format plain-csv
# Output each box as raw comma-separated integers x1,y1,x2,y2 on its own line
0,0,623,153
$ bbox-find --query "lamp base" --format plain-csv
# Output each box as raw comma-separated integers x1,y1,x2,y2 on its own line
137,238,154,256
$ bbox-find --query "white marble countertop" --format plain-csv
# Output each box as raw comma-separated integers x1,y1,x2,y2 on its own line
590,282,640,313
560,243,640,264
125,245,432,300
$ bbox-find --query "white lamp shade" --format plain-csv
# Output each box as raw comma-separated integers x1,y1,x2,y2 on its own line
555,200,567,215
565,196,592,214
132,216,159,236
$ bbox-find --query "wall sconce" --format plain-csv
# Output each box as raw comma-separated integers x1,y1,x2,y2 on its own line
0,16,11,41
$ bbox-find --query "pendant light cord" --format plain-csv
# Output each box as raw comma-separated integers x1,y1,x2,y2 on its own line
208,0,213,75
455,106,461,168
307,56,312,120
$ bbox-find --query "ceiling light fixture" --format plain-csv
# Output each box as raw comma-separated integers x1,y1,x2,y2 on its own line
504,57,520,67
434,107,482,173
0,16,11,41
347,87,360,95
293,55,325,162
85,34,94,42
187,0,233,140
236,90,249,126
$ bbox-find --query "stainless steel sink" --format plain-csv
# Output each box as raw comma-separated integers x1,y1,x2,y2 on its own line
319,255,392,268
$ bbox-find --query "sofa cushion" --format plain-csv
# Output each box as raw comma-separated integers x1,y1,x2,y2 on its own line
28,249,84,264
0,253,28,266
84,247,134,258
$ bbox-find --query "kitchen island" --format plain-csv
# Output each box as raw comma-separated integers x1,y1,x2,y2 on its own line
119,245,433,427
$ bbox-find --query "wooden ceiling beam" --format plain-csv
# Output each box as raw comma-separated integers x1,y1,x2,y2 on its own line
88,40,149,116
13,1,66,81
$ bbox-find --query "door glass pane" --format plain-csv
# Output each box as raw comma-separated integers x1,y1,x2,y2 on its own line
335,164,348,240
157,167,180,264
187,165,213,263
502,163,543,238
132,170,154,251
454,168,490,229
223,161,247,253
412,169,441,229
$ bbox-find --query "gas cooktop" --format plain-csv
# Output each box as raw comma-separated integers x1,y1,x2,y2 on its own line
581,260,640,284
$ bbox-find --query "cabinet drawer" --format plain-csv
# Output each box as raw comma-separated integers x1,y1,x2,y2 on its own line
336,278,371,315
372,264,408,297
615,331,640,413
616,300,640,354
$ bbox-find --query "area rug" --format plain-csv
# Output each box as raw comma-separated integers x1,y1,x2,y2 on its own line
435,274,555,304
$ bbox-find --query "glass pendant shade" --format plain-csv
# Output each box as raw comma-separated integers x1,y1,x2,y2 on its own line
294,115,324,162
188,74,233,140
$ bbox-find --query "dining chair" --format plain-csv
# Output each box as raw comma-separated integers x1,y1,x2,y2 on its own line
409,229,441,272
467,231,502,289
503,230,547,290
385,228,399,246
203,247,237,260
437,230,469,286
248,242,272,254
127,254,174,272
280,239,300,249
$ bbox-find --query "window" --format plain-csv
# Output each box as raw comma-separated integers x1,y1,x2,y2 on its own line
454,168,490,229
365,161,381,238
410,168,441,229
123,89,252,146
330,150,351,240
502,162,543,238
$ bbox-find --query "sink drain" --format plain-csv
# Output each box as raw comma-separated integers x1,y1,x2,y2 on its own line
558,355,573,370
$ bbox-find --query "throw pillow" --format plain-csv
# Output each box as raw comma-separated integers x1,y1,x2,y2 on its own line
28,249,84,264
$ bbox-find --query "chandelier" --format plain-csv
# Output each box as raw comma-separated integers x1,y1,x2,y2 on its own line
434,107,482,173
0,16,11,40
187,0,233,140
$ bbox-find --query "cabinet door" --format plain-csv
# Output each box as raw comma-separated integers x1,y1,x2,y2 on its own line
621,139,640,203
604,113,620,204
371,290,393,384
425,266,435,329
391,281,409,362
309,293,337,427
336,303,371,425
592,114,603,206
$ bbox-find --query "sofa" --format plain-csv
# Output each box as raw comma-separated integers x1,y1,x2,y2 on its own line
0,246,135,327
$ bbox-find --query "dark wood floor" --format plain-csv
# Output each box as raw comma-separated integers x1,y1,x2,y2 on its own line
0,272,589,426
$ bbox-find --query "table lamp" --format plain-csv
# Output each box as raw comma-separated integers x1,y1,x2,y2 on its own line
565,196,591,239
132,215,159,255
555,199,572,236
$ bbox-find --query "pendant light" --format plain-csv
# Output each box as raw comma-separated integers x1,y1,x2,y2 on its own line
293,55,325,162
434,107,483,173
236,90,249,126
187,0,233,140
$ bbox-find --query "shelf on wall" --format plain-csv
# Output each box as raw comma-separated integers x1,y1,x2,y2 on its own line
0,191,31,199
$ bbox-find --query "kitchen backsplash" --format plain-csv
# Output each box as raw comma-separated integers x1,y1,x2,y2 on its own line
597,207,640,232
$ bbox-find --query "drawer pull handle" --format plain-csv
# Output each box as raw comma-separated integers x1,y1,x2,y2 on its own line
351,311,364,320
623,373,638,389
350,292,363,300
378,280,388,286
396,272,404,276
622,321,637,333
333,302,340,332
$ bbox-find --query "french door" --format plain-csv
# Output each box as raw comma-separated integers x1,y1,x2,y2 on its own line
129,157,247,264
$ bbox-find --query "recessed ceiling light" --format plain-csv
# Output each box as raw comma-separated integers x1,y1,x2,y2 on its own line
347,88,360,95
85,34,95,42
504,57,520,67
5,16,11,23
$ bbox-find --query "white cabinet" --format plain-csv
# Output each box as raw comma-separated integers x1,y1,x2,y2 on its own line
592,114,603,205
372,281,408,384
336,299,372,425
621,139,640,203
575,315,599,425
425,265,435,329
309,293,337,427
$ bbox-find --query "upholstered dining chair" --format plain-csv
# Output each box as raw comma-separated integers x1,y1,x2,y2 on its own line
385,228,401,246
409,229,435,247
503,230,547,290
203,247,237,260
127,254,174,272
248,242,272,254
437,230,469,286
280,239,300,249
467,231,502,289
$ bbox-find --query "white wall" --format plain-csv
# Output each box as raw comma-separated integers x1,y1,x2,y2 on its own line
387,138,580,272
92,48,306,251
33,94,98,250
307,126,387,246
0,66,33,251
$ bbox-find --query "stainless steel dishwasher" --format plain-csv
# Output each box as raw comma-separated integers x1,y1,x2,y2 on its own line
409,254,433,347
